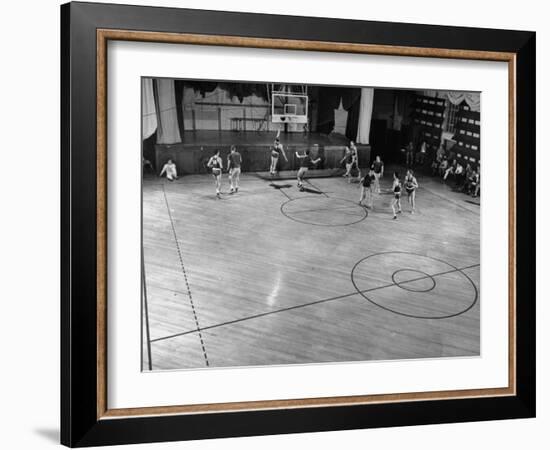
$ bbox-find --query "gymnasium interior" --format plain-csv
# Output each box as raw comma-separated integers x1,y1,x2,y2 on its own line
141,78,481,371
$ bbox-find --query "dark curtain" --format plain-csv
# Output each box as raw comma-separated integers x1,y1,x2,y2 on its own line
342,88,361,141
174,80,185,139
315,87,361,137
142,131,157,169
316,87,341,134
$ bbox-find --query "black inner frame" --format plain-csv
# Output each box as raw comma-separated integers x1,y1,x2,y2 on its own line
61,2,536,447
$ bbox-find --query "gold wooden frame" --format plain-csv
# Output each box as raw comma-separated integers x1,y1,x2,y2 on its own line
96,29,516,420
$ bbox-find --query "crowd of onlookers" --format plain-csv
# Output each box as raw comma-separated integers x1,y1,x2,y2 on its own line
403,140,480,198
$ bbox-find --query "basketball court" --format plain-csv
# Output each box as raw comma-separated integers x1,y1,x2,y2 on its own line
142,168,480,370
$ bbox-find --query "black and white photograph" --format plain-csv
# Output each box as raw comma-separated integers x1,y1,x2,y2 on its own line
141,78,481,371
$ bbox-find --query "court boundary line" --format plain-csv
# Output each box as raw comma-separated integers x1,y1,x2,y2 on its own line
419,185,480,215
150,262,480,344
162,185,210,367
141,251,153,370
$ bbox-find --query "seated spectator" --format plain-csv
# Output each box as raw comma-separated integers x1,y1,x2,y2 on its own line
470,166,480,197
431,158,440,176
454,161,465,187
415,140,427,165
435,144,446,163
443,159,458,180
465,165,479,195
438,156,449,177
159,159,178,181
461,163,473,192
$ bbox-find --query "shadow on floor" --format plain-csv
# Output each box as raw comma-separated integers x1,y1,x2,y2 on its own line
33,428,59,444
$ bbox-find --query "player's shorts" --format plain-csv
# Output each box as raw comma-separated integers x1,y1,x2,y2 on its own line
406,187,415,194
212,168,221,176
271,152,279,158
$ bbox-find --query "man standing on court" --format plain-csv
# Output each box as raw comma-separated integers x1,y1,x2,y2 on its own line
372,155,384,194
228,145,242,193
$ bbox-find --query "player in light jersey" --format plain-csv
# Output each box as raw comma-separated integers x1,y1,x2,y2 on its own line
159,159,178,181
371,156,384,194
207,150,223,197
404,169,419,214
340,142,360,183
269,130,288,175
227,145,242,193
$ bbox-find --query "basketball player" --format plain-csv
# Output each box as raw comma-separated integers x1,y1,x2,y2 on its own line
207,150,223,197
295,149,321,191
340,146,353,178
227,145,242,193
371,155,384,194
404,169,419,213
341,142,360,182
359,167,375,208
391,171,402,219
159,159,178,181
270,130,288,175
350,141,361,181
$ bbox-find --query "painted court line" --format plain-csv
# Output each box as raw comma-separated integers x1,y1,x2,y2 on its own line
150,263,480,344
141,251,153,370
162,185,210,367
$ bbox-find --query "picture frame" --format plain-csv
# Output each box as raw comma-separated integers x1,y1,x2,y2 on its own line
61,1,536,447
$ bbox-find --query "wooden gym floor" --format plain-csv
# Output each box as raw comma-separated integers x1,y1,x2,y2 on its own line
142,167,480,371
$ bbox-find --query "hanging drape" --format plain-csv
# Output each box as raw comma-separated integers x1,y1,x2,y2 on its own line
356,88,374,144
316,87,362,136
316,87,341,134
333,99,348,135
444,91,480,112
342,88,361,141
155,79,182,144
142,78,157,140
423,90,480,112
174,80,185,139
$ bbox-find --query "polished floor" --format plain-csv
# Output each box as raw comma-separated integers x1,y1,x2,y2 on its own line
142,168,480,371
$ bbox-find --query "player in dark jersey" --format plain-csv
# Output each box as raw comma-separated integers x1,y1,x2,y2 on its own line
207,149,223,198
227,145,242,193
295,149,321,191
269,130,288,175
391,171,402,219
359,167,375,208
371,155,384,194
404,169,419,214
